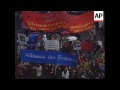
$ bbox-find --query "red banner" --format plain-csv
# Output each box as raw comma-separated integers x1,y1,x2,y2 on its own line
81,41,94,52
22,11,94,33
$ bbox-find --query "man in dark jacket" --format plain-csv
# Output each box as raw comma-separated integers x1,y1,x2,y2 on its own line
22,66,28,79
93,42,101,60
56,67,62,79
26,64,33,79
31,66,37,79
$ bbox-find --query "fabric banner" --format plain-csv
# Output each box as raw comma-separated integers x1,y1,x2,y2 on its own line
17,33,27,45
21,50,78,66
22,11,94,33
28,32,39,48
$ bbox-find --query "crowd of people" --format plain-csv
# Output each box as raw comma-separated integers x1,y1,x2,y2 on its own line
15,24,105,79
15,10,104,79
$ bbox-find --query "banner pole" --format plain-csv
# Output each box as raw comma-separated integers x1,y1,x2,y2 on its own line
72,41,80,65
55,64,57,77
72,41,80,57
77,50,80,57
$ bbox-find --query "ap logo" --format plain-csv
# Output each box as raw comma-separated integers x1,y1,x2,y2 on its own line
94,11,104,22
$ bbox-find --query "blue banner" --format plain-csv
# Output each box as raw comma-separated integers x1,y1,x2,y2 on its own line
28,32,39,48
21,50,78,66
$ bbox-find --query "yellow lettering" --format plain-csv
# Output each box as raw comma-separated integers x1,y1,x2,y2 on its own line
27,21,31,25
47,24,50,27
55,22,58,25
43,24,47,27
35,24,42,27
31,22,34,26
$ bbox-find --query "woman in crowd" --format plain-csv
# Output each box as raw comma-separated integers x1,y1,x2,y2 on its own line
62,67,70,79
37,64,42,79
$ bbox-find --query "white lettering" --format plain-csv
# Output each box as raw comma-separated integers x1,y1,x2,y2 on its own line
25,53,28,57
29,33,38,37
29,53,32,57
69,58,72,61
48,55,56,59
25,53,45,59
58,55,62,60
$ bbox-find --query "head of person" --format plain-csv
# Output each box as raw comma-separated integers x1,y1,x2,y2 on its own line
53,34,57,38
38,64,41,67
51,68,54,72
69,66,71,69
85,58,89,62
82,53,85,56
64,67,67,72
81,55,83,58
58,67,61,70
96,42,99,45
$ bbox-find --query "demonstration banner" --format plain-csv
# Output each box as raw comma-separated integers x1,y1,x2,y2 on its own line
21,50,78,66
72,40,81,50
28,32,39,49
44,40,60,51
17,33,27,45
22,11,94,33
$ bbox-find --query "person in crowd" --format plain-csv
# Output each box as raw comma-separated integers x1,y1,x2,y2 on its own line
62,67,69,79
44,64,49,79
100,25,104,38
26,64,33,79
83,58,91,71
101,72,105,79
20,44,25,49
22,66,28,79
79,53,86,65
42,34,47,41
77,66,84,79
49,68,55,79
37,64,42,79
56,67,62,79
87,70,95,79
61,42,71,53
37,41,45,50
72,68,77,79
93,42,101,59
68,67,73,79
17,62,25,79
31,66,37,79
81,70,88,79
51,34,61,40
97,38,103,48
91,60,96,72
